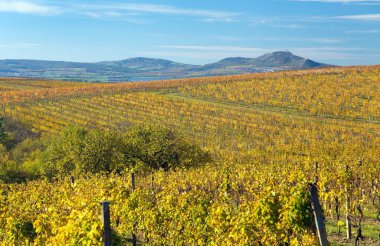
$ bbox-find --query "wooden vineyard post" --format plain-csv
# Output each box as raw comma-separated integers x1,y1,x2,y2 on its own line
101,201,112,246
151,171,154,192
345,192,352,239
314,161,319,185
309,183,329,246
345,165,352,240
131,172,136,192
131,173,137,246
335,197,341,236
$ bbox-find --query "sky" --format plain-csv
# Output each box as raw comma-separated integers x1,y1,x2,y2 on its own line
0,0,380,65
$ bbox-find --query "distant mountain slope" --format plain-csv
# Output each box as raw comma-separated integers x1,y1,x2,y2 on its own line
301,59,326,69
97,57,195,70
186,51,329,76
202,57,254,69
0,51,330,82
254,51,305,67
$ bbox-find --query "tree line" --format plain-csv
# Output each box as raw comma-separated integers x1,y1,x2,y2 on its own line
0,123,211,183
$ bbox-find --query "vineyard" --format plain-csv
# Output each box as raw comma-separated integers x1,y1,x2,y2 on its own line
0,66,379,245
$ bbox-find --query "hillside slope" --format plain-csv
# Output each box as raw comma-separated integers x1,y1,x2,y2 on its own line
0,51,329,82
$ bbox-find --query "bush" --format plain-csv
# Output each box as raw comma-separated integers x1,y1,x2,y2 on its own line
2,117,40,150
39,125,211,178
0,144,31,183
123,125,211,171
40,126,122,177
11,136,49,166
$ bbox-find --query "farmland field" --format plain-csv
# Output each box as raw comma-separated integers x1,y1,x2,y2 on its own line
0,66,379,245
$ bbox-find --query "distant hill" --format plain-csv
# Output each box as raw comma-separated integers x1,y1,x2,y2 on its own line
0,51,330,82
97,57,194,69
254,51,307,67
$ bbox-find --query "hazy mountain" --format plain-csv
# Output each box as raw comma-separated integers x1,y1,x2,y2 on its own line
0,51,329,82
301,59,325,69
202,57,253,69
184,51,329,76
204,51,327,70
97,57,194,70
254,51,306,67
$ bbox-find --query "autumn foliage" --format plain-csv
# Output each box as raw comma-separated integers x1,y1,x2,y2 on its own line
0,66,379,244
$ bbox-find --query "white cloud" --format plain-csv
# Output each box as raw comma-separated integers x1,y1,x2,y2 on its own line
82,10,151,23
271,24,306,29
137,51,237,60
292,0,380,2
308,38,343,43
159,45,361,53
0,0,59,14
335,14,380,21
346,29,380,33
74,3,241,22
210,35,245,41
85,11,123,18
0,43,40,48
0,1,240,21
156,45,372,62
159,45,270,53
291,0,380,6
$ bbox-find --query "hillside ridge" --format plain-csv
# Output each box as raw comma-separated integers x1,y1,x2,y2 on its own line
0,51,329,82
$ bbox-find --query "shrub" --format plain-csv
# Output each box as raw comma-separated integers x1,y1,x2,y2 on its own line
39,125,211,178
40,126,123,177
0,144,31,183
123,125,211,171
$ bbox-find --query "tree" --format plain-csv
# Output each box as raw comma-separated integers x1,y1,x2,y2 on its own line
123,125,211,171
77,129,124,174
40,126,87,177
39,125,211,178
40,126,124,177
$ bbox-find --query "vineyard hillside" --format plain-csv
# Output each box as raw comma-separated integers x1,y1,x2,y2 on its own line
0,66,379,245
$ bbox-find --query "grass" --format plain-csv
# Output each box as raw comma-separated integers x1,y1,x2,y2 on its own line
326,212,380,245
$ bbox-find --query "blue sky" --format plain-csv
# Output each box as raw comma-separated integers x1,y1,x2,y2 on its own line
1,0,380,65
